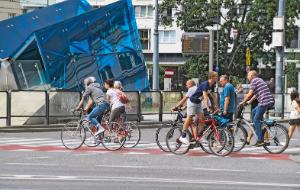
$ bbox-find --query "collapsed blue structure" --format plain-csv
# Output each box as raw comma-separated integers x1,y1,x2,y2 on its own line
0,0,149,91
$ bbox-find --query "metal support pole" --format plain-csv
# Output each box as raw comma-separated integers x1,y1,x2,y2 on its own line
209,30,214,72
152,0,159,90
7,91,11,126
275,0,285,119
159,91,163,122
45,91,50,125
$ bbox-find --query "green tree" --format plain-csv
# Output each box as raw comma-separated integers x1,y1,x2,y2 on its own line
160,0,300,79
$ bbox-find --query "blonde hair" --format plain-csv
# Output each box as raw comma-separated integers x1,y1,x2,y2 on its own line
114,81,124,90
208,71,218,79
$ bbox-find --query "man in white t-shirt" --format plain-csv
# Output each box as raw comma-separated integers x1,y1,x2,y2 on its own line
172,80,202,145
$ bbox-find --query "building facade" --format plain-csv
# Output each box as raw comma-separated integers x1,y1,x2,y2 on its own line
0,0,22,21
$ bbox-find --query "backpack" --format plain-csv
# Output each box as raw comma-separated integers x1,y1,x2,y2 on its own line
116,89,129,104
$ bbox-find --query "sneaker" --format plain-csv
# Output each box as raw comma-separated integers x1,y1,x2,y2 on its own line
254,141,265,147
179,136,190,145
94,126,105,136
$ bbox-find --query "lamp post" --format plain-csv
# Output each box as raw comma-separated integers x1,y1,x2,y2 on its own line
152,0,159,90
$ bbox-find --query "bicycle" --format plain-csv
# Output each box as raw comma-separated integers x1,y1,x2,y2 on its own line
61,110,125,151
101,110,141,148
155,109,184,152
235,104,289,154
166,110,234,157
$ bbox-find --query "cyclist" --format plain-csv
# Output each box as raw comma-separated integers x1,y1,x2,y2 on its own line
178,71,219,145
218,75,235,121
75,76,110,136
104,79,126,129
171,79,201,145
239,70,275,146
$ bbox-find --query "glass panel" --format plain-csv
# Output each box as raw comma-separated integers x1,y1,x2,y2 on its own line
11,117,45,126
49,91,81,116
147,6,153,17
0,92,7,117
162,92,182,112
11,91,46,116
0,119,6,127
140,92,160,114
13,60,47,90
124,92,139,114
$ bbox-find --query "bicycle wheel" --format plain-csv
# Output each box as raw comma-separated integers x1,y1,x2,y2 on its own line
208,128,234,157
166,126,191,155
228,123,247,152
263,124,289,154
101,122,125,151
61,121,85,150
83,126,101,147
156,122,180,152
123,122,141,148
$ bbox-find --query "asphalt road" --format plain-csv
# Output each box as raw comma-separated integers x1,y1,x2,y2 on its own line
0,127,300,190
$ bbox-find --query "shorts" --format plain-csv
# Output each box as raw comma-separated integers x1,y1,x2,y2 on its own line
289,118,300,125
187,105,203,116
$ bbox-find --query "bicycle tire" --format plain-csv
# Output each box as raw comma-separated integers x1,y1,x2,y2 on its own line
83,126,101,147
263,123,289,154
123,122,141,148
61,121,85,150
228,123,247,152
101,122,125,151
208,128,234,157
156,122,179,152
166,126,191,155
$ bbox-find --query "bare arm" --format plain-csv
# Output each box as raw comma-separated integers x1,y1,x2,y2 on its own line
172,97,188,110
223,96,230,114
240,89,254,105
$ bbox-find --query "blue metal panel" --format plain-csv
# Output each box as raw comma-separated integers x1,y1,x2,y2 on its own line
0,0,92,58
32,0,149,91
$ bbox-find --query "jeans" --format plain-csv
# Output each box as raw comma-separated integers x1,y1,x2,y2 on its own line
252,104,273,141
87,102,110,128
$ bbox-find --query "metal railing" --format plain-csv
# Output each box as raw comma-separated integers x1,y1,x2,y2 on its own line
0,90,292,127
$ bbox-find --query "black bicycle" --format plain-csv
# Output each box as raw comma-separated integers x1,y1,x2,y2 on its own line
155,109,184,152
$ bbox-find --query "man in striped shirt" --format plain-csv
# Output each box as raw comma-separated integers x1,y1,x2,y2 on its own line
240,70,275,146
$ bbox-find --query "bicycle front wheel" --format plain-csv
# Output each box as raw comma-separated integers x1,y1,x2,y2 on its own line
123,122,141,148
156,122,181,152
228,123,247,152
263,124,289,154
166,126,191,155
208,128,234,157
101,122,125,151
61,121,85,150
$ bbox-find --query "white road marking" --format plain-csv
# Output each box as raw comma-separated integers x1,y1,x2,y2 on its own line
124,152,150,155
5,163,57,166
193,168,247,172
96,165,150,169
0,174,299,187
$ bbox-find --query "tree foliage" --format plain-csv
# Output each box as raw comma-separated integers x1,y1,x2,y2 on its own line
160,0,300,79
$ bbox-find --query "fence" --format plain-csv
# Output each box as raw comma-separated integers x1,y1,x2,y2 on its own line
0,90,292,127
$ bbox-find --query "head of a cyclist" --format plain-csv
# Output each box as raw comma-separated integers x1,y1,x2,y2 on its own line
185,80,195,89
208,71,218,85
219,75,229,87
104,79,114,90
114,81,124,91
247,70,257,82
84,76,96,88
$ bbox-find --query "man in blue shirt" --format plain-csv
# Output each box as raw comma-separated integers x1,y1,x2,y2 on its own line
219,75,235,121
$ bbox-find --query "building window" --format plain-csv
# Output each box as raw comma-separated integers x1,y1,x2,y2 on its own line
134,6,153,17
8,13,16,18
139,29,151,50
159,30,176,43
287,27,299,49
99,66,114,82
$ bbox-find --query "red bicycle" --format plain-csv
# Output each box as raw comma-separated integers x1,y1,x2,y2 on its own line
165,111,234,157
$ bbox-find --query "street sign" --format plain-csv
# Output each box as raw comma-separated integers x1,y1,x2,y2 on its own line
182,32,209,55
164,68,174,78
246,47,251,66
